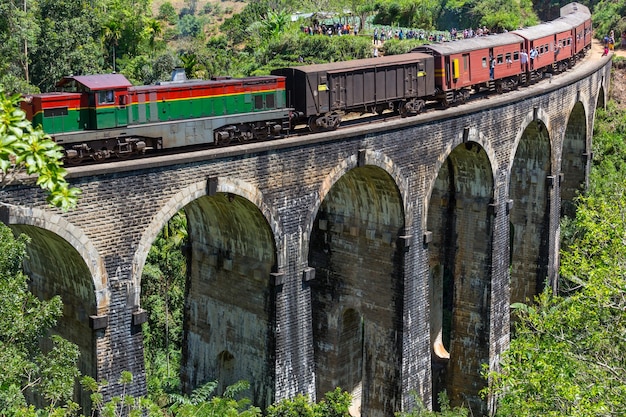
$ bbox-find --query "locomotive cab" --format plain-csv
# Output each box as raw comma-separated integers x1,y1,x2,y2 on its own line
56,74,132,130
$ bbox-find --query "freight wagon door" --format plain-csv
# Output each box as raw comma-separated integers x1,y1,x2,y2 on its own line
403,65,417,96
328,72,346,110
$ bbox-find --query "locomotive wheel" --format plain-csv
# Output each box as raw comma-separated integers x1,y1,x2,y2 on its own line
65,156,83,165
115,152,132,159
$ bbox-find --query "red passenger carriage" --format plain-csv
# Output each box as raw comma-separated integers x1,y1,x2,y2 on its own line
413,33,525,105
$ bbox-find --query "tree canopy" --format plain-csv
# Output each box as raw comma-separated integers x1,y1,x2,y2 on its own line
0,90,80,210
485,101,626,416
0,222,81,415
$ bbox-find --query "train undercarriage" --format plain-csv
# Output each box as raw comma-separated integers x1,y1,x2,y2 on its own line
62,136,163,164
59,118,290,164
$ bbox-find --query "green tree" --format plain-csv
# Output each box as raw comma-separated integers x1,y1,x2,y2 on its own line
266,388,351,417
141,212,187,398
102,19,123,72
485,102,626,416
0,0,40,94
30,0,104,92
0,222,81,415
0,90,80,210
592,0,626,40
395,391,468,417
169,380,261,417
441,0,538,31
158,1,178,24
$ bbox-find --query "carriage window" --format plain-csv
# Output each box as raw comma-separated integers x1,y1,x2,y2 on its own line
98,90,115,104
513,51,519,61
266,93,275,108
545,43,549,52
497,54,503,64
44,107,69,117
254,95,263,110
463,54,469,70
482,57,487,68
505,53,512,62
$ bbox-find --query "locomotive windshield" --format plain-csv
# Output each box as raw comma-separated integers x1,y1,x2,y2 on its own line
98,90,115,105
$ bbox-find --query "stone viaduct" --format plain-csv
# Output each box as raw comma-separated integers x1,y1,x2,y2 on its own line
0,54,611,416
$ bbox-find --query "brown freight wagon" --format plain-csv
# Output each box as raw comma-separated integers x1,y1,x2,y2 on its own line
272,53,435,132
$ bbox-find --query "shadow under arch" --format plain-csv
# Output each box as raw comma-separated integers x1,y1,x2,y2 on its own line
131,179,283,410
304,149,411,257
423,127,499,229
308,159,405,417
426,139,494,415
2,204,107,413
509,114,552,304
130,178,285,306
560,101,588,218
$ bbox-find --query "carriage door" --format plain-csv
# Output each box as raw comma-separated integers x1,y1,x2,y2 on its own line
462,53,470,83
444,56,452,89
116,91,128,126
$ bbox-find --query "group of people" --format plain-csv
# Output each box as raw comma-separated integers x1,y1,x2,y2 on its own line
373,27,449,45
301,22,358,37
602,31,615,56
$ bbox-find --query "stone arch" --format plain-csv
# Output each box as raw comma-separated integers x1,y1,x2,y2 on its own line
2,204,106,412
423,127,499,229
597,81,606,110
560,101,588,218
508,109,552,306
131,178,284,306
178,181,280,410
426,139,494,415
216,350,236,395
304,149,410,257
508,107,552,174
3,204,108,307
308,160,405,417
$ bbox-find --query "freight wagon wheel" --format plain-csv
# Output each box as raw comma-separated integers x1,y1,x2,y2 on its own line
399,102,408,118
308,116,321,133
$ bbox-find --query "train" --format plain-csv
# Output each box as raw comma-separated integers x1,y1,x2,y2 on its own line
20,2,591,164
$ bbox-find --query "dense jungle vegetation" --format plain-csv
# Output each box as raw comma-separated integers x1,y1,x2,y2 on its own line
2,0,626,415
